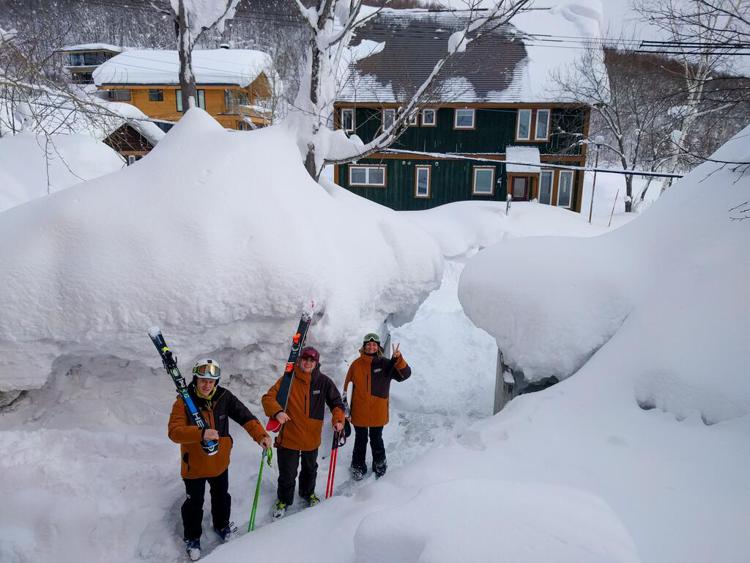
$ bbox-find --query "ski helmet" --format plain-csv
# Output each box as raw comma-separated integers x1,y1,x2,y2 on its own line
362,333,381,345
299,346,320,362
193,358,221,382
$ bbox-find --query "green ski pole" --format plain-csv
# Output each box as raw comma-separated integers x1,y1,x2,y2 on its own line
249,448,272,532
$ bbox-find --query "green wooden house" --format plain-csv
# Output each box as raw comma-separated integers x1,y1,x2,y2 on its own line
334,10,596,212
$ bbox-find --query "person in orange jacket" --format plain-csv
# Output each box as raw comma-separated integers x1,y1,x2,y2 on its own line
344,333,411,480
262,346,345,519
168,358,272,561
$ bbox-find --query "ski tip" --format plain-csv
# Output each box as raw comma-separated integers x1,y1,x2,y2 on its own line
148,326,162,338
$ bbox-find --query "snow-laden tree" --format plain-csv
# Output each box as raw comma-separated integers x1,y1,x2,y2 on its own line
634,0,750,175
170,0,240,111
289,0,531,180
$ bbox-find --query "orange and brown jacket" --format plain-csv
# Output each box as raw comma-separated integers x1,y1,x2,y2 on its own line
344,352,411,427
262,365,345,451
168,384,268,479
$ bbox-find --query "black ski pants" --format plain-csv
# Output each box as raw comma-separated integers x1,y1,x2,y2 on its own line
181,469,230,541
276,446,318,505
351,425,385,472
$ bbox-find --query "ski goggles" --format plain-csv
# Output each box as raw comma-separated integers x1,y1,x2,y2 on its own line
194,363,221,379
363,333,380,344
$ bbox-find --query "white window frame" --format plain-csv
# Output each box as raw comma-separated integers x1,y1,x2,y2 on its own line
534,109,550,140
422,108,436,127
415,165,431,198
382,108,396,131
341,108,355,132
127,155,137,165
557,170,574,208
197,89,206,110
472,166,495,195
349,165,386,187
539,170,554,204
407,111,418,126
516,108,532,140
454,108,475,129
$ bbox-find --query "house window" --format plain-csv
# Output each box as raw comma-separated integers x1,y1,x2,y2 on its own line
237,120,251,130
516,109,531,140
341,108,354,132
382,108,396,131
415,166,431,198
454,108,475,129
557,170,574,208
109,89,131,102
127,155,137,165
148,89,164,102
539,170,554,204
225,90,249,111
349,165,386,187
472,166,495,195
422,108,436,126
407,111,418,126
176,89,205,112
535,109,550,140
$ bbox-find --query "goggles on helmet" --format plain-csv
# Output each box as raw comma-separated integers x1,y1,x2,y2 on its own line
363,333,380,344
193,360,221,380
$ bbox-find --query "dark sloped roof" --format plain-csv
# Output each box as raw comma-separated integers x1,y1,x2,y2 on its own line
339,10,528,103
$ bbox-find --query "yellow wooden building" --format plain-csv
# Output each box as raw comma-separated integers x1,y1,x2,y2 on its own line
93,48,278,130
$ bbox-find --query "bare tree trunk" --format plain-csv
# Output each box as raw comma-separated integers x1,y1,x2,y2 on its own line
175,0,197,111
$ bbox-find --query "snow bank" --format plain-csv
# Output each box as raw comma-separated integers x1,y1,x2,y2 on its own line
460,123,750,407
0,133,124,212
0,108,442,392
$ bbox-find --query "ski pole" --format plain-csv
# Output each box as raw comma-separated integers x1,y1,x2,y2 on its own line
325,430,346,499
248,448,272,532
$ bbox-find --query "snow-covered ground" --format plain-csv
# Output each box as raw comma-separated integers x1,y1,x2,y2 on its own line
1,106,747,562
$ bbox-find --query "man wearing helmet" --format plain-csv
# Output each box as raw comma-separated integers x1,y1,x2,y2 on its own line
262,346,345,519
344,333,411,480
168,358,272,561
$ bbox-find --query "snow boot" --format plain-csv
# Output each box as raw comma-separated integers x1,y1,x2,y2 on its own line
373,460,387,479
214,521,237,543
306,493,321,507
272,500,287,519
184,539,201,561
350,465,366,481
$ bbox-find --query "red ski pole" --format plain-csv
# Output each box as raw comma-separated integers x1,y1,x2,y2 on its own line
325,430,344,498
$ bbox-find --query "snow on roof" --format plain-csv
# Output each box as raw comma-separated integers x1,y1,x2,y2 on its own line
506,146,541,173
93,49,274,87
59,43,123,53
339,3,605,103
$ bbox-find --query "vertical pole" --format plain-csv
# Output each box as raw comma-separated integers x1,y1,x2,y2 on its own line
493,348,505,415
588,143,600,224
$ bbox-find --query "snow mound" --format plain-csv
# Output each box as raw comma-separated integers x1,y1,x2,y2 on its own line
0,108,443,392
459,124,750,418
353,479,639,563
0,133,124,212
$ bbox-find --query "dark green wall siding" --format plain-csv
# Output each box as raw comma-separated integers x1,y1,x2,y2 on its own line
339,158,508,210
351,107,585,156
338,105,586,211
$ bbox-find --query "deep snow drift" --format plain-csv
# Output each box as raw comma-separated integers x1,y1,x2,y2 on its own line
0,132,124,213
0,108,443,394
